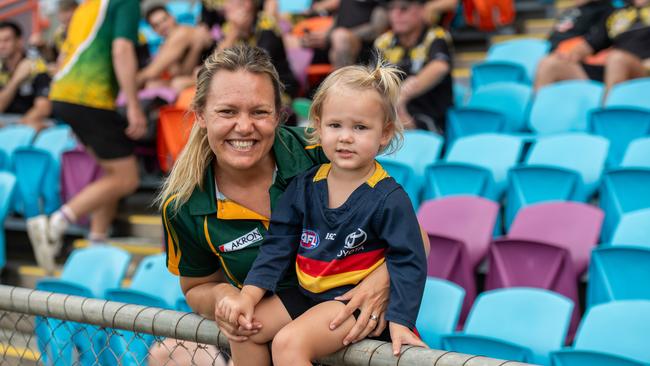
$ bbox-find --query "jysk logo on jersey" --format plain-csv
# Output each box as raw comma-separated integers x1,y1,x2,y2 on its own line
219,228,263,252
300,229,320,249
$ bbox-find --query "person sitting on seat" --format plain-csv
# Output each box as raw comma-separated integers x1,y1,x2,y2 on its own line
535,0,650,91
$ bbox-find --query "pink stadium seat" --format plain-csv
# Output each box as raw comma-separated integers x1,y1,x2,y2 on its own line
60,146,103,224
417,196,499,321
486,202,604,339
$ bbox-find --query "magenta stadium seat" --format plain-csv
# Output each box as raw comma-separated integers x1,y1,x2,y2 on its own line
60,146,103,224
417,196,499,320
486,202,604,339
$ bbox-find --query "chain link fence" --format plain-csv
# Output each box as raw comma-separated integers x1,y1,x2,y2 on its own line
0,285,534,366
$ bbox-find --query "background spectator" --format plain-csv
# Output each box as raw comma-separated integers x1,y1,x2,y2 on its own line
0,21,52,130
375,0,453,133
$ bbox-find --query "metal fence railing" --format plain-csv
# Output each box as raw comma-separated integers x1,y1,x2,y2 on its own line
0,285,534,365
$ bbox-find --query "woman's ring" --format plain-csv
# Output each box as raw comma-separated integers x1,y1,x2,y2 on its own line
369,314,379,321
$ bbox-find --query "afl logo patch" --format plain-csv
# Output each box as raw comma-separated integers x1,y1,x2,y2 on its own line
344,228,367,249
300,229,320,249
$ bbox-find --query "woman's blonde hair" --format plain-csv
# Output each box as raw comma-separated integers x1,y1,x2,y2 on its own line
157,45,284,212
308,58,404,154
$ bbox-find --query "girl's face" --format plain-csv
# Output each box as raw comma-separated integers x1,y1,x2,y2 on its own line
198,70,279,173
316,86,393,174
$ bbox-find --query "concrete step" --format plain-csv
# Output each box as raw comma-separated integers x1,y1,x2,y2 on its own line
525,18,555,34
490,32,547,44
455,51,486,69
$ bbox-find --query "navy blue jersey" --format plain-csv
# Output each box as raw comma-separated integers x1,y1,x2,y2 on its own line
245,162,427,329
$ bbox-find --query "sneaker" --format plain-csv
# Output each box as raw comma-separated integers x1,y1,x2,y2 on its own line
47,212,68,257
26,215,56,275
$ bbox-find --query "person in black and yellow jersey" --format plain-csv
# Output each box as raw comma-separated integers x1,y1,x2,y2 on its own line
158,45,420,348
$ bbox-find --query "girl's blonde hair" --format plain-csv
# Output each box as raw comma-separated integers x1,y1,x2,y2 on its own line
157,45,284,212
308,58,404,154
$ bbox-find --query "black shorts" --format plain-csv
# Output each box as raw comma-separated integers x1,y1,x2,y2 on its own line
52,101,134,160
581,63,605,82
276,287,391,342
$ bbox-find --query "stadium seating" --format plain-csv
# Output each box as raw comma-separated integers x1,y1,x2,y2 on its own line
590,108,650,167
551,301,650,366
599,138,650,241
610,208,650,246
12,125,77,218
60,146,103,222
105,254,185,366
587,246,650,308
417,196,499,319
471,39,551,90
505,133,609,227
416,277,465,349
377,130,443,208
447,82,532,142
605,77,650,110
529,80,604,135
166,0,201,25
423,133,523,200
0,172,16,269
454,82,468,106
35,246,131,366
0,124,35,171
441,288,573,365
486,202,603,336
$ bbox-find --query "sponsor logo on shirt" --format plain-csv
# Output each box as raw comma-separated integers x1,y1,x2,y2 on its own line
301,229,320,249
338,228,367,258
219,228,263,252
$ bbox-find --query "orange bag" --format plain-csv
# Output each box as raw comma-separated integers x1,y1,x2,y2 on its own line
157,106,195,173
463,0,515,31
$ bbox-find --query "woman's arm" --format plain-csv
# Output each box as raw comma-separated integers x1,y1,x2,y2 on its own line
329,224,430,345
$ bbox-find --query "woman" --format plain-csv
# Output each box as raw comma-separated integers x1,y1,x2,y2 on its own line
159,45,398,348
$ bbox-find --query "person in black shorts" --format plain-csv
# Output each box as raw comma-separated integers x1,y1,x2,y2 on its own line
26,0,147,274
302,0,389,69
535,0,650,90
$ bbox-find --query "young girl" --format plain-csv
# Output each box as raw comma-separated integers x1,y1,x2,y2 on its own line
218,61,428,366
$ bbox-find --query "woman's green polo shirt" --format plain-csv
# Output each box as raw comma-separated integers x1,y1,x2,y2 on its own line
162,126,326,288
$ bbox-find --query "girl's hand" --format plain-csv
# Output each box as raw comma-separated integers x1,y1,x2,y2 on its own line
330,265,390,345
216,294,257,336
388,322,428,356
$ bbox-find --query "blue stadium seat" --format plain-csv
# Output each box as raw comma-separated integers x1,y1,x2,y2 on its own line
376,130,443,209
587,246,650,308
529,80,604,135
447,83,533,142
0,172,16,270
13,125,76,217
605,77,650,110
471,39,551,89
621,137,650,167
0,124,35,171
423,133,523,200
441,288,573,365
416,277,465,349
454,82,469,106
105,254,184,366
590,108,650,167
610,208,650,246
551,301,650,366
35,246,131,366
505,133,609,227
166,1,201,25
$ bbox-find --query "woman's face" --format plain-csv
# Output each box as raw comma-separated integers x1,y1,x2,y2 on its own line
198,70,279,172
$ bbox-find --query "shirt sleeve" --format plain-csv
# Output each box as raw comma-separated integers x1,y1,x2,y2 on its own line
584,12,611,53
374,188,427,329
112,0,140,43
427,34,452,65
162,197,221,277
32,73,51,98
244,174,304,291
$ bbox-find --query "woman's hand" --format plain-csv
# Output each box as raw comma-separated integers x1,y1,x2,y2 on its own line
330,264,390,345
388,322,428,356
211,285,261,342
